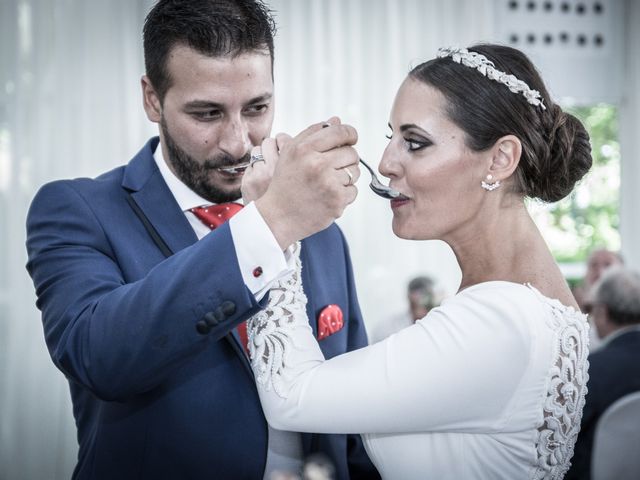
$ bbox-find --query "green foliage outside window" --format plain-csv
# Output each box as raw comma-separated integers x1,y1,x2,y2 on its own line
528,104,620,266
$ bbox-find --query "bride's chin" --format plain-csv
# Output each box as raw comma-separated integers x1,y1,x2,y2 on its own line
392,220,434,241
392,221,414,240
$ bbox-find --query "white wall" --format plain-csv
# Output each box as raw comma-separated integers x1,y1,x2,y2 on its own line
0,1,635,479
269,0,497,337
0,2,156,479
619,0,640,270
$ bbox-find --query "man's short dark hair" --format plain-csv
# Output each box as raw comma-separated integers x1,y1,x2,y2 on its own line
592,267,640,326
143,0,276,102
408,276,434,293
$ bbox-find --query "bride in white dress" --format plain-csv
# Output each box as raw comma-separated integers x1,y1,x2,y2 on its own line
244,44,592,479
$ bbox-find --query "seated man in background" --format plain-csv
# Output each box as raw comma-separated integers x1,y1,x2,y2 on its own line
572,248,624,350
573,248,624,312
369,275,443,343
565,267,640,480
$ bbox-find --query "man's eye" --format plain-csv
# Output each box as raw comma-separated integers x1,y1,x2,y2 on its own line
193,110,221,120
245,104,269,115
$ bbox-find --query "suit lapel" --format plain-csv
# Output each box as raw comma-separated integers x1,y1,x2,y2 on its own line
122,140,198,255
129,182,198,255
300,240,319,339
225,329,254,377
123,138,253,374
299,241,326,456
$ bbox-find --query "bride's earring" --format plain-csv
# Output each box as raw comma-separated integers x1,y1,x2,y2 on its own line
481,174,501,191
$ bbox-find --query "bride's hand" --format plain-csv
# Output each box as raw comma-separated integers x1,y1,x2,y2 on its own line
241,136,281,203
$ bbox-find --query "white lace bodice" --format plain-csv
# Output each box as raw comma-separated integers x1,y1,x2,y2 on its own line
529,287,590,480
248,259,590,480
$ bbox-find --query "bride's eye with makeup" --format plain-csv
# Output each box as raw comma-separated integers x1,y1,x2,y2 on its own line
404,137,432,152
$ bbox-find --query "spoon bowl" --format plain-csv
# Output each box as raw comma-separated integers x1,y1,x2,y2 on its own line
359,158,401,199
320,122,402,199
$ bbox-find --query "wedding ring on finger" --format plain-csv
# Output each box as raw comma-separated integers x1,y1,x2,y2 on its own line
343,167,354,187
250,152,265,167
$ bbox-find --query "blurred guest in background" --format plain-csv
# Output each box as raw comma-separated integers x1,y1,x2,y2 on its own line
573,248,624,311
572,248,624,350
369,275,443,343
566,266,640,479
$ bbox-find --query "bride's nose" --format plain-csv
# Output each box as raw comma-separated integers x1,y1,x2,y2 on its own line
379,145,401,180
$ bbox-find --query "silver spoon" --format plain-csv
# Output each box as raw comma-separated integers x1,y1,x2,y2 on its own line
320,123,402,199
218,162,250,174
358,158,401,199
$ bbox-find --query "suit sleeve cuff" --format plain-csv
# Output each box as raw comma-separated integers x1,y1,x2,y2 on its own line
229,202,295,301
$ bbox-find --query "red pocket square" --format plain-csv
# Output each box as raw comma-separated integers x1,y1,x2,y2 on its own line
317,304,344,340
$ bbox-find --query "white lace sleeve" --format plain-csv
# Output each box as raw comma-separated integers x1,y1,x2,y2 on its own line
245,269,543,437
247,241,316,398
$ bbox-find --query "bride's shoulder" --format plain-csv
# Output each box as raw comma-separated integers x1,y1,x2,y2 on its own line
412,282,539,353
429,281,567,329
436,281,587,330
420,282,535,328
446,281,542,309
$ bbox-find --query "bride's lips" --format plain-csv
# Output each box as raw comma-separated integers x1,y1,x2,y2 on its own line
390,191,410,208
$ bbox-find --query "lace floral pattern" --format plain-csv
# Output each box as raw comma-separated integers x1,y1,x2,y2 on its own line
247,242,307,398
247,270,590,478
528,286,590,480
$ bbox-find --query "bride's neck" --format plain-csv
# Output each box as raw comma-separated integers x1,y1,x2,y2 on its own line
448,204,549,292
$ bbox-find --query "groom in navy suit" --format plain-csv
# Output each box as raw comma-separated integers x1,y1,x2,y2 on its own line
25,1,378,479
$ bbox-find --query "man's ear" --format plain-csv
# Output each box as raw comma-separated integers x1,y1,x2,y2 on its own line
486,135,522,183
141,75,162,123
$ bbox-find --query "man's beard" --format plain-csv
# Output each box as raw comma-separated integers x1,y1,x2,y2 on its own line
161,117,249,204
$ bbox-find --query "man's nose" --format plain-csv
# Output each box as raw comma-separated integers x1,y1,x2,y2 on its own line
218,117,251,159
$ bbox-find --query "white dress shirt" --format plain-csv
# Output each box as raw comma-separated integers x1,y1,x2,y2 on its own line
153,145,294,299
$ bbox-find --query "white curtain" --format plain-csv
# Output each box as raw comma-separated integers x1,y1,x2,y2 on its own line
0,1,156,479
269,0,497,339
1,1,637,479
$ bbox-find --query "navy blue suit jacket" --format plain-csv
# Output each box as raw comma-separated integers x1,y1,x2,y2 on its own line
565,329,640,480
26,138,378,480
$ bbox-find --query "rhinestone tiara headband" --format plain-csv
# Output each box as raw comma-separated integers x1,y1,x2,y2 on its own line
436,47,546,110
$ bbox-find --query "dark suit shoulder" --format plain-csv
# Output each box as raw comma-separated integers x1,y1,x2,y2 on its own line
33,137,158,202
30,166,128,217
605,329,640,348
303,222,348,251
34,163,125,195
586,330,640,409
589,330,640,365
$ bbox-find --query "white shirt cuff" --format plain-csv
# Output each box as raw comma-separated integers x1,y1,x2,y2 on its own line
229,202,295,301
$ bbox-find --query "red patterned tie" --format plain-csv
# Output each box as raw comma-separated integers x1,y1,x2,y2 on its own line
190,203,249,353
190,203,244,229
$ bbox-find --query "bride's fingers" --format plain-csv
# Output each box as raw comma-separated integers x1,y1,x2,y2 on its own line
260,138,279,175
274,133,292,154
306,123,358,154
290,117,342,144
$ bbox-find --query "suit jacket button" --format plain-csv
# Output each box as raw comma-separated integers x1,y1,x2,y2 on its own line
196,320,211,335
204,311,220,326
220,301,236,316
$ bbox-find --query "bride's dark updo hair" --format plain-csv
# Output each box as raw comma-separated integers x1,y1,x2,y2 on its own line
410,44,592,203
